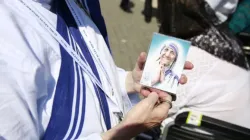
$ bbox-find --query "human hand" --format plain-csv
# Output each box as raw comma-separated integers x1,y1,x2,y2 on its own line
130,52,147,93
127,52,194,93
117,91,172,139
123,90,172,127
101,90,172,140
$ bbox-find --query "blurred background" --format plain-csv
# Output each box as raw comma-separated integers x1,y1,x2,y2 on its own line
100,0,159,70
100,0,250,71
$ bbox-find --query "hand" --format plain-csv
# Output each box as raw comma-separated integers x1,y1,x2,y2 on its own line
101,91,172,140
123,91,172,129
131,52,147,93
126,52,194,93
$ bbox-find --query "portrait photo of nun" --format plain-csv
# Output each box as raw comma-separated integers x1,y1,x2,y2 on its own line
141,33,190,94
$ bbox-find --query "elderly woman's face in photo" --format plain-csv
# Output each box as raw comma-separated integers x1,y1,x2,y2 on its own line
160,46,177,66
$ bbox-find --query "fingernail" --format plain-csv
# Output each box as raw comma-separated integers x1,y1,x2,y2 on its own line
190,63,194,68
162,94,172,102
168,94,173,101
179,75,184,83
180,75,187,83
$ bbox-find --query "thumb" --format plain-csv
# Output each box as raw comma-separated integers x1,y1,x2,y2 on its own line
143,92,159,108
135,52,147,71
151,101,171,120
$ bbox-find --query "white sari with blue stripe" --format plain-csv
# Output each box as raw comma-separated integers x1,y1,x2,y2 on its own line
0,0,131,139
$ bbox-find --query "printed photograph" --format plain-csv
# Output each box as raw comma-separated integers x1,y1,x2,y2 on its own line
140,33,191,94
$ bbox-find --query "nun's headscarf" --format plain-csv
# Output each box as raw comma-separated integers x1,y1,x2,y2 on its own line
158,42,179,69
156,43,180,87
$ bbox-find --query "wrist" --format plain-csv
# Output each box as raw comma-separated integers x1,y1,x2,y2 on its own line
101,122,141,140
125,71,136,94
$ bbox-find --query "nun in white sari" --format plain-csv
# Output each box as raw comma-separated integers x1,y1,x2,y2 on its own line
0,0,131,139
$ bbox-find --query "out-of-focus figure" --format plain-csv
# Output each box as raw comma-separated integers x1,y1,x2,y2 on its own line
159,0,250,130
143,0,164,23
143,0,153,22
229,0,250,34
120,0,133,13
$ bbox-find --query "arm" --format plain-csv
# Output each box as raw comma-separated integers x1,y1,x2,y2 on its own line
0,55,41,140
109,63,192,140
0,33,44,139
0,3,61,138
76,123,144,140
0,4,42,138
77,92,171,140
102,92,173,140
101,122,138,140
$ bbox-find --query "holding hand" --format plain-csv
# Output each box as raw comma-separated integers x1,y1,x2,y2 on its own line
126,52,193,94
103,52,193,140
123,90,172,128
102,90,172,140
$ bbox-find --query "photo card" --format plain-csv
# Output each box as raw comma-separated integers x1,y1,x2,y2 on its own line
140,33,191,96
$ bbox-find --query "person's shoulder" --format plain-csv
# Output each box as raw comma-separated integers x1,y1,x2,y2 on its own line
0,0,60,71
0,0,57,33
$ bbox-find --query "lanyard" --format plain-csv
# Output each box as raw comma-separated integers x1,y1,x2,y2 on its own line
66,0,129,120
19,0,126,130
18,0,107,95
65,0,114,95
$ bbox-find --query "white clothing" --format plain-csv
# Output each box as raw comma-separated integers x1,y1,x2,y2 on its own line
206,0,239,22
163,47,250,129
0,0,131,139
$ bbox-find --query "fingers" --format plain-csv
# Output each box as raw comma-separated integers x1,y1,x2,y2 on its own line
140,87,151,97
140,87,165,98
144,92,159,108
135,52,147,71
184,61,194,70
148,88,169,98
142,88,173,102
154,93,172,119
152,101,171,120
149,88,172,105
159,93,172,102
179,74,188,84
